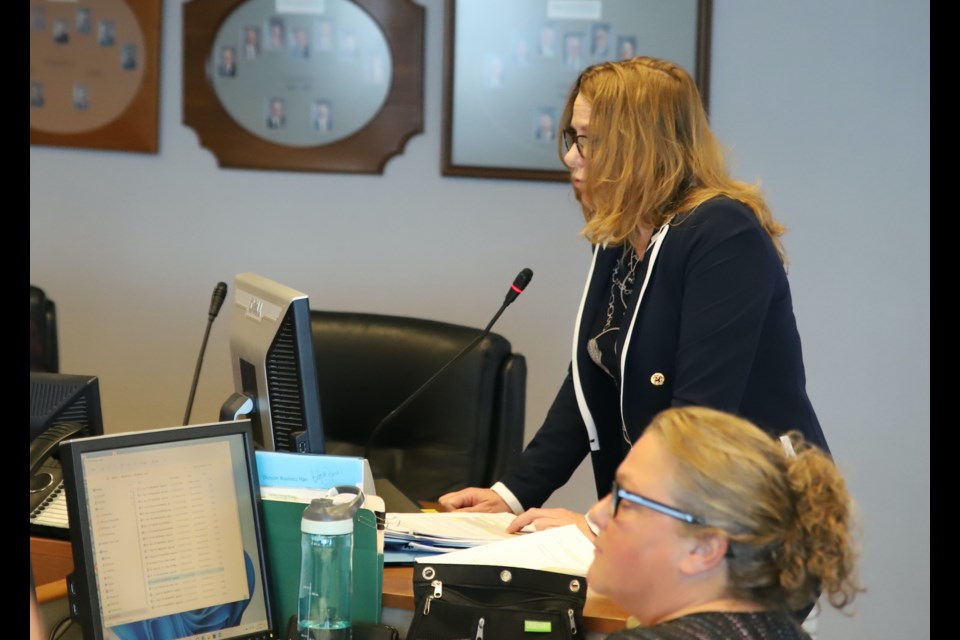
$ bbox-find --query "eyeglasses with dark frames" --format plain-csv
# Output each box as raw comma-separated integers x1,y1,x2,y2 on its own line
610,480,734,558
562,127,589,158
610,480,705,525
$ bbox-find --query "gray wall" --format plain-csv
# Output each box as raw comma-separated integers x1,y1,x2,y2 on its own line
29,1,929,638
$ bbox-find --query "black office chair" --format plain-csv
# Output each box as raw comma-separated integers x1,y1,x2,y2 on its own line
30,285,59,373
310,310,527,503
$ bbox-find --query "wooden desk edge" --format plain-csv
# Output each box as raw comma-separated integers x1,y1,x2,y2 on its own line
31,536,74,604
36,578,68,605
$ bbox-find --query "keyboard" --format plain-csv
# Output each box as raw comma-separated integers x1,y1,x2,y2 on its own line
30,480,71,540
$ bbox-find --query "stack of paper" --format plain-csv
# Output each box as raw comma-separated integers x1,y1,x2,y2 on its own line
414,524,596,577
383,512,532,563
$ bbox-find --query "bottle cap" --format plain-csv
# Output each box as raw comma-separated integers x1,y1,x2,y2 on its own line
301,485,364,535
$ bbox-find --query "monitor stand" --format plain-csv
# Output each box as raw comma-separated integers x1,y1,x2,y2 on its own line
373,477,421,513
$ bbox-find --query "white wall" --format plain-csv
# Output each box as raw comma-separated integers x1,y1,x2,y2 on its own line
30,1,929,638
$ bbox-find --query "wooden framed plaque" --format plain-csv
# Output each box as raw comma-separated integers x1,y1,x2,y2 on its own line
441,0,712,182
183,0,424,174
29,0,162,153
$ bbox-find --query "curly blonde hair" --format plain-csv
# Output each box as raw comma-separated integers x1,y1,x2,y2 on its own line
647,406,865,614
559,56,787,264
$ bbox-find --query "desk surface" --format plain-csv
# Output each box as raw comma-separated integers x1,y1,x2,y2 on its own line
31,535,629,635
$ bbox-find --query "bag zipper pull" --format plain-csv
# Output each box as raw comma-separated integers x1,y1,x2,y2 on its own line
475,617,485,640
568,608,578,635
423,579,443,615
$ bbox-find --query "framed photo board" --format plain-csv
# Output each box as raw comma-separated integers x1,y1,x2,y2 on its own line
182,0,424,174
442,0,713,182
29,0,162,153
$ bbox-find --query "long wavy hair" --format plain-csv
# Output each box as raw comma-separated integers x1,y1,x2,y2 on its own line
648,406,865,613
559,56,787,264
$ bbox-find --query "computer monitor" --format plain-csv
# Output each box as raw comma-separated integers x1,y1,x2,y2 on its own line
220,272,325,454
30,372,105,539
30,371,104,442
60,419,276,640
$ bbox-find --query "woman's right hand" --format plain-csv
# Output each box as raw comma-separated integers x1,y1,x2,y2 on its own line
437,487,510,513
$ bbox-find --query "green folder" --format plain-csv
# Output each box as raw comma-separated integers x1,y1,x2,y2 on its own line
353,508,384,623
261,499,383,634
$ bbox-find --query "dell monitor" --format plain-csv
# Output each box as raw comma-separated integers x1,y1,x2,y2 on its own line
220,272,325,454
60,419,276,640
30,372,105,539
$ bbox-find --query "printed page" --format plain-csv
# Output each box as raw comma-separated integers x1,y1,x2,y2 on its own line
383,512,533,546
414,524,595,576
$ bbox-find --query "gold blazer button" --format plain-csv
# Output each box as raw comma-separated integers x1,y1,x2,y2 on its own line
650,372,665,386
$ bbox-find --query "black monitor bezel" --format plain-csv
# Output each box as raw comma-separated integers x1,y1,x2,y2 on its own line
60,419,276,640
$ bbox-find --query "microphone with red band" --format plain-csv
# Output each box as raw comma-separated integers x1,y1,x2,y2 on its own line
504,267,533,305
363,268,534,461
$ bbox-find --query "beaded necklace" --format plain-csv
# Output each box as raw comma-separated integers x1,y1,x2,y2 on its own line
586,243,641,378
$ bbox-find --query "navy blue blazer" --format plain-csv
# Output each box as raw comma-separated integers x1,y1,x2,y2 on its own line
500,196,828,509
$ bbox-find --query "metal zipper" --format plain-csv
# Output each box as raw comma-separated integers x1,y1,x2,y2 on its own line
568,608,577,635
475,617,485,640
422,579,443,615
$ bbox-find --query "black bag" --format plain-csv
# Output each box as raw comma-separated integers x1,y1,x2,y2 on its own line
407,563,588,640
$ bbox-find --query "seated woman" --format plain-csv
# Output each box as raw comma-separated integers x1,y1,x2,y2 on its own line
587,406,863,639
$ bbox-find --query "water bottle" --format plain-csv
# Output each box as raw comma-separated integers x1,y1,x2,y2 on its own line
297,485,364,640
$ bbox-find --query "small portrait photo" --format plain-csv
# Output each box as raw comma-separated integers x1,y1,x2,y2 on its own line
338,30,359,61
218,45,237,77
98,19,115,46
591,23,611,59
364,53,388,85
563,32,585,71
242,25,260,60
313,18,334,52
266,17,285,51
534,107,557,141
72,83,89,111
539,23,557,57
120,43,138,70
512,33,530,66
30,81,45,108
291,26,310,59
483,53,504,89
76,8,92,35
617,35,636,61
31,6,46,31
266,96,286,129
52,18,70,44
310,99,332,132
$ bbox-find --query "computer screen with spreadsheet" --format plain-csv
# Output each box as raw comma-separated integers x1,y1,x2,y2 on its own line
60,419,277,640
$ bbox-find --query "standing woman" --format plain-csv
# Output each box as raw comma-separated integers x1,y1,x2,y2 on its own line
440,56,828,534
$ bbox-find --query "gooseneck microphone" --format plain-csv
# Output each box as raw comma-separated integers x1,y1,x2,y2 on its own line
183,282,228,425
363,268,533,461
